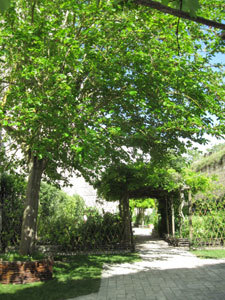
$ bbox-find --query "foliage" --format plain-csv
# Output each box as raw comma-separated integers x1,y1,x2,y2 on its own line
1,0,224,181
0,253,140,300
132,207,159,226
38,183,86,248
183,168,215,194
38,186,124,250
94,157,217,211
184,148,204,165
72,211,124,250
0,173,26,250
130,197,157,226
0,179,89,252
94,161,180,201
146,209,159,226
171,0,200,15
0,0,10,13
39,206,124,251
0,177,126,252
94,162,148,201
181,211,225,244
114,0,203,17
130,198,155,209
193,144,225,171
1,0,224,253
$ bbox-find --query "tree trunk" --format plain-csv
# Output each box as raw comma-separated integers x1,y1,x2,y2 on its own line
140,208,145,226
119,199,123,218
134,0,225,30
158,200,167,237
19,157,45,255
121,194,132,248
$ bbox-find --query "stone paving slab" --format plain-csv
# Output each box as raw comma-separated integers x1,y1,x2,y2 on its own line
67,229,225,300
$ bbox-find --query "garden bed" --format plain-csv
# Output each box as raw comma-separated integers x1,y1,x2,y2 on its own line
0,258,53,284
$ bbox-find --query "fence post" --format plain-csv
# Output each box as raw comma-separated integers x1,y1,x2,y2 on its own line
171,198,175,237
0,202,2,251
166,197,170,236
188,189,193,243
129,206,135,252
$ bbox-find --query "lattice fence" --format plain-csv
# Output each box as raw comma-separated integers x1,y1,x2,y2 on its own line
182,196,225,248
166,193,225,248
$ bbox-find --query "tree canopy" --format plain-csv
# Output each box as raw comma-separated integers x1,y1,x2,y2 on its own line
1,0,224,174
0,0,224,254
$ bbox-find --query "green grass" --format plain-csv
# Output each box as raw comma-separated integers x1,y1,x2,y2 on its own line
191,249,225,259
0,252,46,262
0,253,140,300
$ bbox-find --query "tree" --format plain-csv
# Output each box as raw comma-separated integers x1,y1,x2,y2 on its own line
132,0,225,31
0,0,139,254
0,0,224,254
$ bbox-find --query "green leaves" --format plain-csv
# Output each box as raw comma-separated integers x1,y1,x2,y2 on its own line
0,0,10,13
171,0,200,16
161,0,170,5
0,0,224,187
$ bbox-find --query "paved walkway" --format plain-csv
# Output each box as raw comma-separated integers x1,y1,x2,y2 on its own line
67,228,225,300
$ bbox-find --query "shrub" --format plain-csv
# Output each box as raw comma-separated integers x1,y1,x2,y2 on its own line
37,183,86,249
71,210,124,250
39,198,124,251
0,179,125,252
0,173,26,250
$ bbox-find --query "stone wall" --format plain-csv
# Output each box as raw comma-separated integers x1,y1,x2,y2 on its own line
197,154,225,197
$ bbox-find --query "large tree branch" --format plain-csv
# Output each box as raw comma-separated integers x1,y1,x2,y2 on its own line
134,0,225,30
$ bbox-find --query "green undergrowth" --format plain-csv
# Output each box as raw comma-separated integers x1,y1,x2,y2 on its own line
0,253,140,300
191,249,225,259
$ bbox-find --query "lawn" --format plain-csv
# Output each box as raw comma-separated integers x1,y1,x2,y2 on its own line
191,249,225,259
0,253,140,300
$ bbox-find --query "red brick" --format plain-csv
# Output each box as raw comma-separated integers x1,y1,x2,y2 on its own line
0,259,53,284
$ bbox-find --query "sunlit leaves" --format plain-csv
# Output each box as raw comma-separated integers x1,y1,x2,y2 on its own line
0,0,224,185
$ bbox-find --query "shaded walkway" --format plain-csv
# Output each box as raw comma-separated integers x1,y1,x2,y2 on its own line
68,228,225,300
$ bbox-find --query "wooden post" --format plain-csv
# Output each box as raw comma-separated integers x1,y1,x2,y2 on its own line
129,206,135,251
188,189,193,242
0,202,2,251
166,197,170,236
171,198,175,237
0,130,3,251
